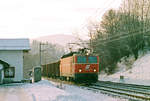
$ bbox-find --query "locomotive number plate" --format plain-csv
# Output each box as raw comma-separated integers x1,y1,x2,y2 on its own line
85,65,90,70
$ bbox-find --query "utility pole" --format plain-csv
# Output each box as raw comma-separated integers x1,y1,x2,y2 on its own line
39,43,41,66
39,42,48,66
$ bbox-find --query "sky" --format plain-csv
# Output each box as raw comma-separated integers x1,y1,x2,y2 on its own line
0,0,122,38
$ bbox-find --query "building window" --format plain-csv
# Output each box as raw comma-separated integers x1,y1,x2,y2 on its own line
4,67,15,78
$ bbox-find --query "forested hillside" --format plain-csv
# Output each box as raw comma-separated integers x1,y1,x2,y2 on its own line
87,0,150,74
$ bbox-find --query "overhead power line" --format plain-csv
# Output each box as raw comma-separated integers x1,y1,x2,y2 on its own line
92,27,147,43
93,28,150,46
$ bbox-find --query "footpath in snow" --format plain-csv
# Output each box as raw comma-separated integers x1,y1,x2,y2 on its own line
99,53,150,86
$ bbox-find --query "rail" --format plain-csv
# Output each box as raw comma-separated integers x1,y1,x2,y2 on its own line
82,81,150,101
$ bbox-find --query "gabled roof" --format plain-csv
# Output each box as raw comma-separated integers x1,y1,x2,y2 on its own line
0,38,30,50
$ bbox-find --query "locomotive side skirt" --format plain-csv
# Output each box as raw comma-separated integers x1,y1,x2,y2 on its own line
74,73,98,82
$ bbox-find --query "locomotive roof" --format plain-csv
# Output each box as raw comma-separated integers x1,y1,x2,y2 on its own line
61,52,78,58
61,52,98,59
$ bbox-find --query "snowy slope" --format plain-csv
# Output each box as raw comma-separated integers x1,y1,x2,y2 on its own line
22,80,126,101
99,52,150,85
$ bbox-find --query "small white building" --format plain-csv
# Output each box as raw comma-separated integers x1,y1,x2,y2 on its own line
0,39,30,83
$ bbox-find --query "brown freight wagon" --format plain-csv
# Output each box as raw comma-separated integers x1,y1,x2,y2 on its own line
42,64,47,77
42,61,60,78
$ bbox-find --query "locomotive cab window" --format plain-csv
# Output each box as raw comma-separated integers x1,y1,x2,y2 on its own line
77,56,86,63
88,56,97,63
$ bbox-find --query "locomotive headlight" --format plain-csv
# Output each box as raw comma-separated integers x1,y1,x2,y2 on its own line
94,69,96,72
79,69,82,72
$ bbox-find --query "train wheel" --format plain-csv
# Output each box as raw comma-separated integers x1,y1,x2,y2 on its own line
62,76,66,81
60,77,63,80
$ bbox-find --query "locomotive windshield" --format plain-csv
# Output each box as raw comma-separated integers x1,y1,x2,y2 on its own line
77,56,86,63
77,56,97,63
88,56,97,63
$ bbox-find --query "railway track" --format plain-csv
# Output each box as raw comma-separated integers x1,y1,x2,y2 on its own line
45,77,150,100
82,81,150,101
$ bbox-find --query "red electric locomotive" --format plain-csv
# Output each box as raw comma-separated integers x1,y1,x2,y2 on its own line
60,53,99,82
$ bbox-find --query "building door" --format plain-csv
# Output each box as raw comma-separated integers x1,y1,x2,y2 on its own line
0,64,4,84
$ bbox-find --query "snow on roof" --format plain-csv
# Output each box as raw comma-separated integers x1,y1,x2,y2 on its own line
0,38,30,50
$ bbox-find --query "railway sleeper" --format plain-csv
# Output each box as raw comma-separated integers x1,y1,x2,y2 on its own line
98,81,150,90
94,83,150,94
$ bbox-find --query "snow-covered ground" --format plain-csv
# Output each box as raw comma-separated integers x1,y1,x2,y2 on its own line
0,79,127,101
21,80,126,101
99,52,150,85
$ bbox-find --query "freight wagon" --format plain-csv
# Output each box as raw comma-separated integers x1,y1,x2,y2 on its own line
42,61,60,78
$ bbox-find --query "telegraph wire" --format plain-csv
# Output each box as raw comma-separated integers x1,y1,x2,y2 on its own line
93,28,150,46
92,27,144,43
